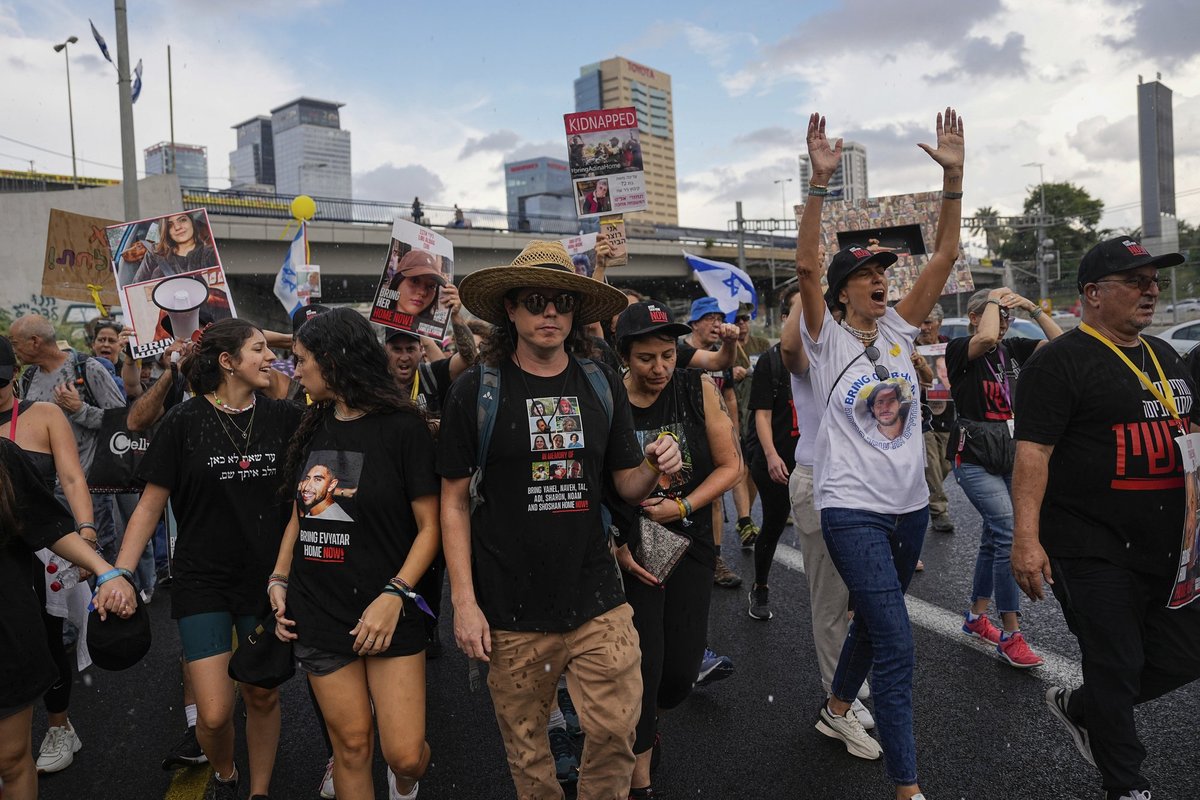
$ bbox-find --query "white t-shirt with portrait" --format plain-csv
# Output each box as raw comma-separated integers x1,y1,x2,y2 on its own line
801,306,927,513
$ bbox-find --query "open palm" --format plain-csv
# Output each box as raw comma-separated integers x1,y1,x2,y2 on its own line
805,113,842,176
917,107,964,170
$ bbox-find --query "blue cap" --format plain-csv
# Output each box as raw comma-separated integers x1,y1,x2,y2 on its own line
688,296,724,323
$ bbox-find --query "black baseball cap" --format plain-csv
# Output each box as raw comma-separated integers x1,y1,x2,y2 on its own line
0,336,15,383
824,245,898,309
291,304,331,335
87,603,152,671
615,302,692,350
384,328,421,344
1077,237,1184,291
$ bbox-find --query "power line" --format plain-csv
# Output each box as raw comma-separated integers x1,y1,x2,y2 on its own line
0,132,235,183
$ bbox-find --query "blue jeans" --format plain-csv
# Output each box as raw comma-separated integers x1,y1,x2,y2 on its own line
953,463,1020,614
821,506,927,786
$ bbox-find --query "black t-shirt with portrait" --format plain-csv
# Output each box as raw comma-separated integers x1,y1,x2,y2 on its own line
0,440,74,709
946,335,1038,466
287,409,439,656
137,397,301,618
437,358,644,632
1015,330,1199,577
747,345,798,471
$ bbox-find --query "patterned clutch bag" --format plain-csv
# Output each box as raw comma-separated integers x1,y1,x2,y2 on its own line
635,516,691,583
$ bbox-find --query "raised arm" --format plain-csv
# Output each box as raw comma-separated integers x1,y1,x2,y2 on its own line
687,324,740,371
796,113,841,341
895,107,965,326
779,292,809,376
440,284,478,381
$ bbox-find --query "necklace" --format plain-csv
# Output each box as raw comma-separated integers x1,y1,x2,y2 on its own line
334,407,367,422
211,403,256,469
210,392,255,414
840,320,878,344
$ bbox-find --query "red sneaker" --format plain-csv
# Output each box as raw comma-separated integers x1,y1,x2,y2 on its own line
961,612,1002,644
997,631,1044,669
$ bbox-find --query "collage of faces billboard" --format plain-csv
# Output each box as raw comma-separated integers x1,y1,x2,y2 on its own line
802,190,975,301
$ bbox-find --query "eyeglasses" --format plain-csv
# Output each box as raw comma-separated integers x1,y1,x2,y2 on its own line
864,345,891,382
516,292,579,315
1095,275,1170,292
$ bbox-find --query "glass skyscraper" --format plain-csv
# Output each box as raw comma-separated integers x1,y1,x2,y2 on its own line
144,142,209,191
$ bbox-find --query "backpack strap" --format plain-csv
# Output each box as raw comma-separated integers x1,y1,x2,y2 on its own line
70,351,98,408
19,364,36,401
577,358,613,426
468,365,501,513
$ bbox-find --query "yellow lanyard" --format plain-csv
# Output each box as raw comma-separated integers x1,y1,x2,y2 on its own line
409,368,420,402
1079,322,1180,421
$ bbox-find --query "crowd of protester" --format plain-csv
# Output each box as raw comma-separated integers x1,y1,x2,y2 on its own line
2,107,1198,800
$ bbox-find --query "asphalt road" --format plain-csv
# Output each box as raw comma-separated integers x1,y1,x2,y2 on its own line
34,480,1200,799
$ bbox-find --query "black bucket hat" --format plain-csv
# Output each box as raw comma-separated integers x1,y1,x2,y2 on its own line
87,603,152,671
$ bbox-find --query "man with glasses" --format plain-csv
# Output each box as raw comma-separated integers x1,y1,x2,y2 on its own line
438,241,681,798
1013,237,1200,800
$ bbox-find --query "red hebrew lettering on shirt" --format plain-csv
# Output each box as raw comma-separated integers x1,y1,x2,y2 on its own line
981,380,1012,420
1110,418,1187,490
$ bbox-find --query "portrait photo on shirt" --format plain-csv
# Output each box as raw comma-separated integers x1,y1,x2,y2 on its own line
297,449,363,522
548,460,569,481
855,377,918,447
528,397,585,451
532,461,549,481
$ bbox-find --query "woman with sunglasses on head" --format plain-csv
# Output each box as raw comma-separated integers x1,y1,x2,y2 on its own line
794,109,963,800
94,319,301,800
271,308,440,800
946,287,1062,669
610,302,742,799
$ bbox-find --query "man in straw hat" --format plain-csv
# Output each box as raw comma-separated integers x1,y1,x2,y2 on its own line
438,240,682,797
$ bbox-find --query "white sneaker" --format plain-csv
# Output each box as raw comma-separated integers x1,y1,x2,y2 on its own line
850,698,876,730
857,681,870,701
815,703,882,760
318,755,335,799
387,768,419,800
1114,791,1151,800
36,724,82,773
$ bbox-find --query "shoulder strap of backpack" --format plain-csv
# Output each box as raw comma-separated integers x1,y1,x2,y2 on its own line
70,351,98,407
19,364,36,400
577,358,613,426
468,365,501,513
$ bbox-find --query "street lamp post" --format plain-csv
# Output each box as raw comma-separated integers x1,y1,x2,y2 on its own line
1023,162,1048,307
771,178,794,297
52,36,79,188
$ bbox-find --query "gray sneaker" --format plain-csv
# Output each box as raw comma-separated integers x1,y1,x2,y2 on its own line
1045,686,1095,767
815,703,882,760
747,585,772,620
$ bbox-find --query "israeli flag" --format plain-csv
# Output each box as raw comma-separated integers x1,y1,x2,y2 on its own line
683,251,758,321
131,59,143,103
274,223,307,316
89,20,113,66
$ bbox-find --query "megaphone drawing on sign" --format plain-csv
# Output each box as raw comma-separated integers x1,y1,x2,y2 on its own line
152,275,208,342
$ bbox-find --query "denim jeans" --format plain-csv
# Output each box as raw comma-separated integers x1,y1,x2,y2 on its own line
953,463,1020,614
821,506,927,786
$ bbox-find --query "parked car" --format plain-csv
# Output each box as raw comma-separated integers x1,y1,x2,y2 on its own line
1154,319,1200,356
1164,298,1200,315
940,317,1048,343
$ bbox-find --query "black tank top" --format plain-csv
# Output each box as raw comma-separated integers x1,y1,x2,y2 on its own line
0,401,57,490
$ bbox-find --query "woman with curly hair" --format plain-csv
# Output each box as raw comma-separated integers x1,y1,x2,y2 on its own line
271,308,440,800
95,318,300,800
132,211,218,283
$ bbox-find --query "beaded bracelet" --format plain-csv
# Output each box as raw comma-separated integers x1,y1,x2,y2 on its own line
808,185,829,197
681,497,693,517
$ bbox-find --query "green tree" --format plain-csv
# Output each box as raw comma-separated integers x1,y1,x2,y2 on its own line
972,205,1008,257
998,182,1104,263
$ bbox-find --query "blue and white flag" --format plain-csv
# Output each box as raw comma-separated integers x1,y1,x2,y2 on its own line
131,59,143,103
274,223,307,316
683,251,758,321
89,20,113,66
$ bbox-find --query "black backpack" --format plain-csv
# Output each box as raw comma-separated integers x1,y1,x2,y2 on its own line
20,350,99,407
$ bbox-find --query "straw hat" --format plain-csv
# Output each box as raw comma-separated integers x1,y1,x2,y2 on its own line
459,240,628,326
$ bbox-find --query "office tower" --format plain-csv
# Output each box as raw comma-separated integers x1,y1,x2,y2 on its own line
1138,75,1175,240
270,98,352,198
504,157,575,232
144,142,209,191
575,57,677,226
229,116,276,191
798,141,868,202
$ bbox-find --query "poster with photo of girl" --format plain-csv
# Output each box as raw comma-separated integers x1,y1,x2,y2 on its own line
370,218,454,340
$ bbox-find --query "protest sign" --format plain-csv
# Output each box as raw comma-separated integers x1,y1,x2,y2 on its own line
560,233,598,277
105,209,235,358
370,219,453,339
296,264,322,301
564,107,648,218
42,209,120,307
1170,432,1200,609
599,215,628,267
915,342,952,402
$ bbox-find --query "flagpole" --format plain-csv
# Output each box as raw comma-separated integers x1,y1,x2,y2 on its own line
168,44,175,178
114,0,139,219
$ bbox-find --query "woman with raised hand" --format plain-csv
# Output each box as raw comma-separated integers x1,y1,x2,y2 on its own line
272,308,440,800
794,109,964,800
95,319,301,800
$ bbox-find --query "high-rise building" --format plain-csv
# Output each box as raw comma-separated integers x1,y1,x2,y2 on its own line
229,116,276,192
504,157,575,232
1138,75,1175,240
145,142,209,191
574,57,677,227
798,141,868,202
270,98,352,198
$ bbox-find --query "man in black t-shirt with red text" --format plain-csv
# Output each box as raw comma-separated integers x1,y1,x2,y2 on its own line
438,241,682,799
1012,237,1200,800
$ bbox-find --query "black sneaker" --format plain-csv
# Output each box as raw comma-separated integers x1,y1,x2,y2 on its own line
748,585,773,620
211,768,239,800
557,685,582,737
1045,687,1095,766
162,726,207,770
549,727,578,785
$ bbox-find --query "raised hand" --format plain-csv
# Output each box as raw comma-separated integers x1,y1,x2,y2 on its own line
917,107,964,172
805,113,842,178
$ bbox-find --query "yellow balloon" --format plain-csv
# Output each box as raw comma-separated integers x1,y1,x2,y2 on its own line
291,195,316,222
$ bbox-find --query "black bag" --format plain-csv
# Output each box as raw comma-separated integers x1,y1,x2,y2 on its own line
228,611,294,689
87,407,151,494
948,418,1014,476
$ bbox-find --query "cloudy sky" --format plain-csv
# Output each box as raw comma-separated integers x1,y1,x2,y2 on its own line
2,0,1197,236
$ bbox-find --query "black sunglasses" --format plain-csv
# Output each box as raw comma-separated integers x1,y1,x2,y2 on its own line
1095,275,1171,292
516,292,579,315
864,345,891,382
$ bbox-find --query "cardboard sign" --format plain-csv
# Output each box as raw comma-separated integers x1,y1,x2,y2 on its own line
370,219,454,339
599,215,628,267
560,233,598,277
1171,431,1200,609
106,209,236,358
915,342,952,402
42,209,120,306
564,107,648,218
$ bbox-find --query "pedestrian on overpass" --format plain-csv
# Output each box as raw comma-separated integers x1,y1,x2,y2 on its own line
1012,236,1200,800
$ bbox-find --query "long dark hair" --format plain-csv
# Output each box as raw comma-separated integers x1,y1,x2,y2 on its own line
180,318,261,396
0,443,22,550
480,295,594,367
154,210,213,257
281,308,422,493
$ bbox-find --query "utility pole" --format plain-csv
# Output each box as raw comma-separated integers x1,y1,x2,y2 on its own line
168,44,176,176
735,201,746,272
1024,162,1048,307
52,36,79,188
114,0,139,219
